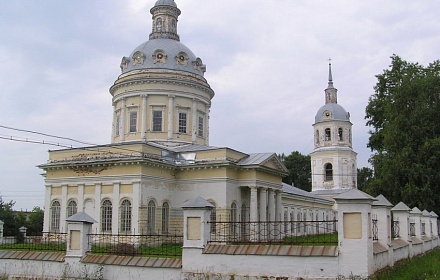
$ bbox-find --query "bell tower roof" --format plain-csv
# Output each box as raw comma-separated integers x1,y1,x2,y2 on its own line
314,63,350,124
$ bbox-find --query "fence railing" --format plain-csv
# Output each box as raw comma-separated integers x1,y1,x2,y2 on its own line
208,220,338,246
88,233,183,258
372,217,379,241
0,232,67,252
392,221,400,238
409,223,416,237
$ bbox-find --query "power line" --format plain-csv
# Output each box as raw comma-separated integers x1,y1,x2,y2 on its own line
0,125,150,156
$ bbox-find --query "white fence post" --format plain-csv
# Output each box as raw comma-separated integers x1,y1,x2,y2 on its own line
65,212,96,258
334,189,376,278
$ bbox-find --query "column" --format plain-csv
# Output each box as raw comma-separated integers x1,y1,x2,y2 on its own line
111,103,116,139
259,188,267,241
191,99,198,143
141,95,148,140
249,187,259,222
43,185,52,232
268,189,275,221
249,187,259,241
94,183,102,233
61,185,68,232
167,95,174,140
275,190,283,239
112,182,120,235
132,181,141,234
275,190,282,222
206,108,210,145
119,98,126,142
77,184,84,216
259,188,267,222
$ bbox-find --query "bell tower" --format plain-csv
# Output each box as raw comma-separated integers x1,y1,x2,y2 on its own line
310,63,357,196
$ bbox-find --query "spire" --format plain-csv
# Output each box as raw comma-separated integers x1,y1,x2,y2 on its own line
327,61,334,89
324,59,337,104
149,0,181,41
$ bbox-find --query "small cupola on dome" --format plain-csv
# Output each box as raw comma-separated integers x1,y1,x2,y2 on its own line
150,0,181,41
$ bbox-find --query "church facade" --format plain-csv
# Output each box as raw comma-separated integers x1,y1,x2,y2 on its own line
39,0,352,234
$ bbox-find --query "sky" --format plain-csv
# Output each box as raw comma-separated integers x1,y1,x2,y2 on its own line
0,0,439,211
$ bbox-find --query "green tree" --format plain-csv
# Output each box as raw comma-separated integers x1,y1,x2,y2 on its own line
365,55,440,214
357,167,374,193
280,151,311,191
0,197,19,236
25,207,44,236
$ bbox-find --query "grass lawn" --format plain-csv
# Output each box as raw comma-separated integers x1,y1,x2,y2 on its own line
283,232,338,246
371,248,440,280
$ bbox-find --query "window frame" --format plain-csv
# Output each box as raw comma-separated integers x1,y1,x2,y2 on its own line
162,202,170,234
152,109,163,132
325,163,333,181
67,200,77,218
147,200,156,234
325,128,331,141
198,115,204,137
178,112,187,134
50,200,61,232
101,199,113,233
129,111,138,133
120,199,132,233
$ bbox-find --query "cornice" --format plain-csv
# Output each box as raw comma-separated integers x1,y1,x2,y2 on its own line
110,75,214,98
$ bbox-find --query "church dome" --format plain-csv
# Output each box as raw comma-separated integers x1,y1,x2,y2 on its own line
121,39,205,76
314,103,350,123
118,0,206,77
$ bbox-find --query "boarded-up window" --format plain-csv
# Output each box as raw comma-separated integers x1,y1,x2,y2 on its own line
343,213,362,239
187,217,201,240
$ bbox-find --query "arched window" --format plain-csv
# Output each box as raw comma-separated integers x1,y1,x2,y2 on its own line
325,163,333,181
156,18,162,32
101,199,112,232
147,200,156,234
162,202,170,234
230,202,237,237
315,130,320,144
338,128,343,141
171,19,176,32
325,128,331,141
230,203,237,223
67,200,77,218
120,199,132,233
50,200,61,232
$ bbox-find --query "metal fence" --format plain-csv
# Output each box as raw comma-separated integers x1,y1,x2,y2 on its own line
409,222,416,237
208,220,338,245
0,232,67,252
392,221,400,238
88,232,183,257
372,216,378,241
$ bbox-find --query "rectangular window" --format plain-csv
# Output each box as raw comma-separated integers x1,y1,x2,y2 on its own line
129,111,137,133
115,115,120,136
152,110,162,132
178,112,187,133
198,116,204,137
